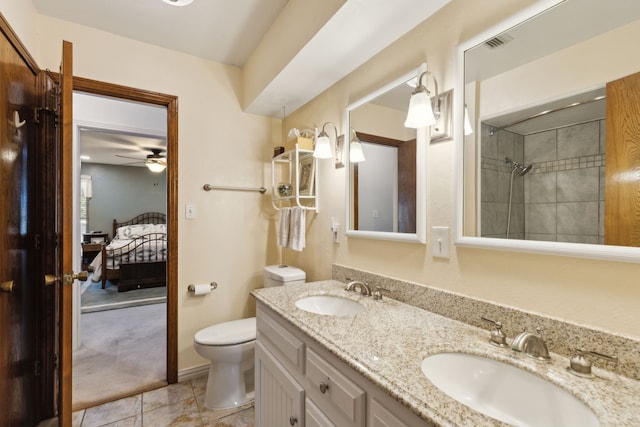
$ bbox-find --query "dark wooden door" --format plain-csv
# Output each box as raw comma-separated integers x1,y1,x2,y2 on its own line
397,138,416,234
605,70,640,245
58,39,75,427
0,17,40,427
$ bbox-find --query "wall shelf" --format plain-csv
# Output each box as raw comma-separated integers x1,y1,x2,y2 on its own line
271,145,318,212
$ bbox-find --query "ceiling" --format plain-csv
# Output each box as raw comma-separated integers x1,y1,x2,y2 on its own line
74,92,167,167
464,0,640,85
34,0,452,165
79,127,166,167
466,0,640,136
32,0,289,66
33,0,452,117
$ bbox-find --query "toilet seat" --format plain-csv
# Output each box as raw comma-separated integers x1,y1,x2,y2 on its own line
195,317,256,346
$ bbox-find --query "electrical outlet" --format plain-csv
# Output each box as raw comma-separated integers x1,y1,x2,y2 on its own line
185,203,197,219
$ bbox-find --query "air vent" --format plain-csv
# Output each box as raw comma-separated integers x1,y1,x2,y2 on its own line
485,34,513,49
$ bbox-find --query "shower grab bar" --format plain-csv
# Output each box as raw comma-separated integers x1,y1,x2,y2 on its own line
203,184,267,194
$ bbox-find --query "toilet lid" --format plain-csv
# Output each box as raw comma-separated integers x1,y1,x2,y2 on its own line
194,317,256,346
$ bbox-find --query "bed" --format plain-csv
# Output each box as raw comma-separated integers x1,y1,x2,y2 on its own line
89,212,167,292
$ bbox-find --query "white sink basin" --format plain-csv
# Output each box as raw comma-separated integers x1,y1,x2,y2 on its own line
295,295,365,316
421,352,599,427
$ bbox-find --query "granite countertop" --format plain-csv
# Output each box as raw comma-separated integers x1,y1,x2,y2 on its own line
252,280,640,427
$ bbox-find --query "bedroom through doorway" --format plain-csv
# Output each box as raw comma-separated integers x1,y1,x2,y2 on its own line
72,91,169,410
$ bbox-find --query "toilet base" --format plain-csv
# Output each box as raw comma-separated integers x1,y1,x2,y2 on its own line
204,358,255,410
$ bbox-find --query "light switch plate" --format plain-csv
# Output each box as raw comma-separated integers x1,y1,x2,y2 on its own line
185,203,197,219
431,226,450,259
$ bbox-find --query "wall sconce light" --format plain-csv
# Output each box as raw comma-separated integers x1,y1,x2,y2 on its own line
349,130,366,163
404,69,439,129
313,122,344,169
464,104,474,136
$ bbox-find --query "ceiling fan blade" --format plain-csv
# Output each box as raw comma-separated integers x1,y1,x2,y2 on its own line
115,154,145,161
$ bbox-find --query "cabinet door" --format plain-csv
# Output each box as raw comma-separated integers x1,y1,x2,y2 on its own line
306,398,336,427
257,305,305,373
256,341,304,427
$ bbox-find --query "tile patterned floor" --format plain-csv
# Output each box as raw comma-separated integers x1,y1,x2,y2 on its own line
72,374,254,427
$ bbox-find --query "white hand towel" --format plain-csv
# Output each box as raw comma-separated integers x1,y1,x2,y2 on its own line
289,206,306,251
277,207,291,248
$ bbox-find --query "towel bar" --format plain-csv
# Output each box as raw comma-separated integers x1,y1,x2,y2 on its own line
203,184,266,194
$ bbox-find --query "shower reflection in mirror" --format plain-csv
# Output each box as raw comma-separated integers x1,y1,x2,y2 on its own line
479,90,606,243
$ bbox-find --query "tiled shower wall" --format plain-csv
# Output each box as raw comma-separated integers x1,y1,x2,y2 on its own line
481,124,525,239
481,119,606,243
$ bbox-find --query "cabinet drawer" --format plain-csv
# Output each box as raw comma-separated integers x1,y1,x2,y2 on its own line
305,398,335,427
306,348,366,427
257,306,305,373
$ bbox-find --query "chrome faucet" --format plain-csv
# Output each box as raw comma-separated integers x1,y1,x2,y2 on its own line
345,280,372,296
511,328,550,361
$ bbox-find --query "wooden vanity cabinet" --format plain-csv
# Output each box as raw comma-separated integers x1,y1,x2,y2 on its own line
255,302,431,427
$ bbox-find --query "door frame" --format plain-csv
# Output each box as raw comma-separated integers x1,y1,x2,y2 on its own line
71,76,179,384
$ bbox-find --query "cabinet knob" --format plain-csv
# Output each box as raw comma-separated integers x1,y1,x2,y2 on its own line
289,416,297,425
319,381,329,394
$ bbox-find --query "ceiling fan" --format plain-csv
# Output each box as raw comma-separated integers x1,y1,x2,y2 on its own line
116,148,167,172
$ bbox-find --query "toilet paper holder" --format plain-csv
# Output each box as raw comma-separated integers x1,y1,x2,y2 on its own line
188,282,218,293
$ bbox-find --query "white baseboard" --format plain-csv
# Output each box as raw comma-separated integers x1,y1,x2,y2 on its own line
178,363,210,383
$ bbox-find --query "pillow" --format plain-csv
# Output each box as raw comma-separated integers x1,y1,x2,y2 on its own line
115,223,166,239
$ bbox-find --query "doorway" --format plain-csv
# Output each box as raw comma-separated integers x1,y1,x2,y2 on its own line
72,91,168,409
69,77,178,410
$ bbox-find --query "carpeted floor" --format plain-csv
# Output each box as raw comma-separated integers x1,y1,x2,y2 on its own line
81,278,166,313
73,303,167,410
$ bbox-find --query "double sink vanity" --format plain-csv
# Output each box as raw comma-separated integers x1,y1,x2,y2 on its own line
252,279,640,426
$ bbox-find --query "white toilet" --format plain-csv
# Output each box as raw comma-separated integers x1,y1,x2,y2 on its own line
193,265,306,410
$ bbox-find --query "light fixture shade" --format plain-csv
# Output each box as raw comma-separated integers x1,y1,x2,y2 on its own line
404,89,436,128
146,159,167,173
464,105,474,136
313,134,332,159
349,141,366,163
162,0,194,6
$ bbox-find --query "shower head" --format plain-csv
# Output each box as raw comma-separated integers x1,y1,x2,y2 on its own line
505,157,533,176
519,164,533,175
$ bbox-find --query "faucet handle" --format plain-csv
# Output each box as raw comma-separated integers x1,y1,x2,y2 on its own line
480,317,508,348
372,286,391,300
568,349,618,378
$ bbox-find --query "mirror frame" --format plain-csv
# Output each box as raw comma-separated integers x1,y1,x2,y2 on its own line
345,68,427,243
454,0,640,263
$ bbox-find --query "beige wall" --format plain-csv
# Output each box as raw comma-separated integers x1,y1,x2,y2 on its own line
0,1,38,54
350,103,413,141
283,0,640,340
4,0,640,376
7,9,280,370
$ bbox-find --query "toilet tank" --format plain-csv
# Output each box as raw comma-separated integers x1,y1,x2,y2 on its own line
263,265,306,287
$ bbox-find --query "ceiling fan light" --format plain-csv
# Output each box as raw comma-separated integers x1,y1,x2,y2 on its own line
162,0,194,6
146,159,167,173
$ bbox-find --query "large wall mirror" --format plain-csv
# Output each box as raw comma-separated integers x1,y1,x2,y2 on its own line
455,0,640,262
346,68,427,243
